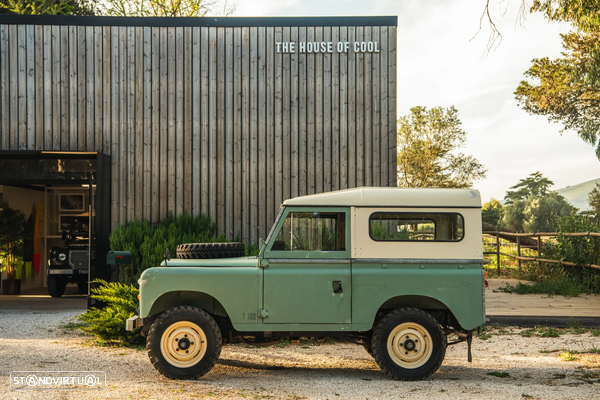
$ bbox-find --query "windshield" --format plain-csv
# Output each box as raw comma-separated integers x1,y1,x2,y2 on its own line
264,207,285,247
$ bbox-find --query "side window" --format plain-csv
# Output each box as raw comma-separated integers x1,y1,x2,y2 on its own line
272,212,346,251
370,212,464,242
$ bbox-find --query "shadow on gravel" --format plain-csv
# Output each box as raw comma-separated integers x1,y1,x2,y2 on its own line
217,358,383,378
215,360,598,386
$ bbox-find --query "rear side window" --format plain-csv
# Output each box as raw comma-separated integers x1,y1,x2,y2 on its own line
369,212,464,242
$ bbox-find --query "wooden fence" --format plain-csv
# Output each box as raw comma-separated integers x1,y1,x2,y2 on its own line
483,230,600,276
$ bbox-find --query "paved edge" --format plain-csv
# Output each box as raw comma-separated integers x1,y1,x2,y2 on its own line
486,315,600,328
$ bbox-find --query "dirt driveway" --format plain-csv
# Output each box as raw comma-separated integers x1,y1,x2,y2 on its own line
0,309,599,400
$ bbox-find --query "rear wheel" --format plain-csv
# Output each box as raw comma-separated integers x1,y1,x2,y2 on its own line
372,308,446,381
48,275,66,298
147,306,222,380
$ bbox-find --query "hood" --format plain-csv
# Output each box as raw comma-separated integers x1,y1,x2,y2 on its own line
159,256,259,268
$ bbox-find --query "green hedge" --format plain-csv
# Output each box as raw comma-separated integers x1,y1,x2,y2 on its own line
110,213,226,286
79,279,143,347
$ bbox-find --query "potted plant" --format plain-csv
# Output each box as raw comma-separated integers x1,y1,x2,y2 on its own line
0,204,26,295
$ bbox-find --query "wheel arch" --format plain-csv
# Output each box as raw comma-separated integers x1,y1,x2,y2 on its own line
376,295,460,329
148,291,229,319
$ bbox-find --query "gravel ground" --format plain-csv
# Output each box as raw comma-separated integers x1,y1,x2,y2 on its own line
1,310,599,400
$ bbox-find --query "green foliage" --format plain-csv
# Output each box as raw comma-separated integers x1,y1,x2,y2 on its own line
516,2,600,158
0,204,26,280
397,106,487,188
522,192,574,232
244,243,260,257
539,327,561,338
79,279,144,347
496,278,585,297
504,172,554,205
110,212,226,286
544,213,600,292
0,0,94,14
501,173,573,232
588,182,600,216
502,199,527,232
370,222,410,241
482,198,504,226
98,0,234,17
531,1,600,33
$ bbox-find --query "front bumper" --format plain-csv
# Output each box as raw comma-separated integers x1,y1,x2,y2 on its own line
48,269,88,275
126,315,143,331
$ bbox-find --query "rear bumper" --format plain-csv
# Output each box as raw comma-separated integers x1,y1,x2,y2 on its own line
126,315,143,331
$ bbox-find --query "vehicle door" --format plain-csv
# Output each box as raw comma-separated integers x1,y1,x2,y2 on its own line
262,207,351,324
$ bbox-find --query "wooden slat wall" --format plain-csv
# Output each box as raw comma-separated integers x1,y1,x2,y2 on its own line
0,22,397,243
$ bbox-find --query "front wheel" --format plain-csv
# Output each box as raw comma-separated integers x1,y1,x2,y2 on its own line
372,308,446,381
48,275,66,298
146,306,222,380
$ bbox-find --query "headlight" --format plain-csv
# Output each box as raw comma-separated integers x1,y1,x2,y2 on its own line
58,253,67,262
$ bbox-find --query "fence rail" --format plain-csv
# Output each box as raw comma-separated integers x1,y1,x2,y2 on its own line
483,230,600,275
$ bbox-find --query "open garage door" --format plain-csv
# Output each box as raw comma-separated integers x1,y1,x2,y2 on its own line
0,151,110,307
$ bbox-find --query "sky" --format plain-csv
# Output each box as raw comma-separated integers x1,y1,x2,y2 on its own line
232,0,600,203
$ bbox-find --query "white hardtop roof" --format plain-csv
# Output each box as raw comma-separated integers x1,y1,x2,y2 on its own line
283,187,481,208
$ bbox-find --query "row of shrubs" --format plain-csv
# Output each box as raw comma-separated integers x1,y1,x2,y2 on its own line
110,212,259,286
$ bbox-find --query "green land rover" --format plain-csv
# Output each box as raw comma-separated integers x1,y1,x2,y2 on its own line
127,187,485,381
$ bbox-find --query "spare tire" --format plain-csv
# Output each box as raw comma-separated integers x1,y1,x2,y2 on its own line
176,242,245,259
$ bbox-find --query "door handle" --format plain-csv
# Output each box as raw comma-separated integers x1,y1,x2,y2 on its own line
332,281,343,294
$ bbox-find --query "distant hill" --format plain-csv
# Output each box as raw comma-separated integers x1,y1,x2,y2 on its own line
556,178,600,211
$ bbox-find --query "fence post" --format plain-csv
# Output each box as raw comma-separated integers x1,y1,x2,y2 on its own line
593,236,597,278
496,228,500,277
537,233,541,272
517,236,521,272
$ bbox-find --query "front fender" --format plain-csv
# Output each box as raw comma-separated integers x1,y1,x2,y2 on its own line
139,266,260,327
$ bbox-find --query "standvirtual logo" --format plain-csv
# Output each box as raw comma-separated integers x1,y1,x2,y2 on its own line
10,371,105,390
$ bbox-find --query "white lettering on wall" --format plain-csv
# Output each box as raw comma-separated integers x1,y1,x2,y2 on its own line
276,41,379,54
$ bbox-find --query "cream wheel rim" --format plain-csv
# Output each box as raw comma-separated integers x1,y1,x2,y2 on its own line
160,321,208,368
387,322,433,369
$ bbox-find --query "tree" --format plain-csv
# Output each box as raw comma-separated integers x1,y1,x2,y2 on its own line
99,0,234,17
0,0,94,14
508,1,600,158
588,182,600,215
515,31,600,158
396,106,487,188
501,172,574,232
502,199,527,232
478,1,600,158
482,198,504,226
522,192,574,232
504,171,554,205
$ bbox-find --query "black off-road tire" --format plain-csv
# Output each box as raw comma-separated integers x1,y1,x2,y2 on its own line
77,278,88,294
48,275,67,298
176,243,245,259
372,308,446,381
146,306,222,380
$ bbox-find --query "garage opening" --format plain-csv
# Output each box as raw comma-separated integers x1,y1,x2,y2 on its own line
0,151,111,307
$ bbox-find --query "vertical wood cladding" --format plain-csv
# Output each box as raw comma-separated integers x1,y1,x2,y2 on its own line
0,18,397,243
